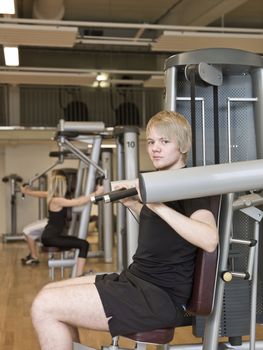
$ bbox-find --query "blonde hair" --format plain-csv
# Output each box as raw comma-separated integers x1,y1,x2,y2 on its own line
146,110,192,163
47,175,67,206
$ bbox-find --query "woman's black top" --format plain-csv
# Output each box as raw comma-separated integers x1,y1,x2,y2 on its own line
41,207,67,239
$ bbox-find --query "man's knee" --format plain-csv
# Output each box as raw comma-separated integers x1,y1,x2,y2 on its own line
31,287,52,324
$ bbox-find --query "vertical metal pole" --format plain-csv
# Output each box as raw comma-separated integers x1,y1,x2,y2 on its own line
74,160,86,197
38,175,47,219
203,193,234,350
67,160,86,237
227,99,232,163
164,66,177,111
250,220,259,350
10,178,16,234
72,136,102,277
213,85,220,165
77,137,102,240
189,67,197,167
201,99,206,166
123,127,139,266
251,68,263,158
101,149,113,263
116,135,127,271
97,201,104,251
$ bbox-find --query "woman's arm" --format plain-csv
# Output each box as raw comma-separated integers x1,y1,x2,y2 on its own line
147,203,218,253
53,195,92,208
20,185,48,198
52,185,105,208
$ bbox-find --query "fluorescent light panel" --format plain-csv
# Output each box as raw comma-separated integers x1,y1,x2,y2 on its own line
93,81,110,88
152,31,263,54
0,0,15,14
0,71,97,85
0,24,77,47
96,73,109,82
4,46,19,66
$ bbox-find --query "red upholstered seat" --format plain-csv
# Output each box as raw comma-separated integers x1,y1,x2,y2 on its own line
41,246,63,253
126,328,175,344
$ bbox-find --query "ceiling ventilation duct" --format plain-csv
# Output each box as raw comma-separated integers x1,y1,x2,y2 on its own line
33,0,65,20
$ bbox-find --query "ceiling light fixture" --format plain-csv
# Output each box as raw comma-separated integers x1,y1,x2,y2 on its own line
4,46,19,66
152,31,263,54
93,80,110,88
0,0,15,14
96,72,109,82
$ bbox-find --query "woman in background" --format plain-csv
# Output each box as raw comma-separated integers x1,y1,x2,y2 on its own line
21,173,103,276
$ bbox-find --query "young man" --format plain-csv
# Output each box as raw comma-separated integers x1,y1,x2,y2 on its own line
31,111,218,350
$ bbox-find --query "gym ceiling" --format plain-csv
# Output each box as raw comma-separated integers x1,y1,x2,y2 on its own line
0,0,262,87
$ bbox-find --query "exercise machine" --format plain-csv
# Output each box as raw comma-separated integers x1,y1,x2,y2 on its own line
74,160,263,350
48,121,140,277
50,120,109,277
164,47,263,346
2,173,23,242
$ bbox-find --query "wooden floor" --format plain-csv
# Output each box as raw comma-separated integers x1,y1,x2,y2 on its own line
1,237,263,350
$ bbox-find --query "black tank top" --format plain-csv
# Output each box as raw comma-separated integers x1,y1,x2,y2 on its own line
42,207,67,238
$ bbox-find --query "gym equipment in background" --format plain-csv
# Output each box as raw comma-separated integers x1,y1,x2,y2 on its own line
2,174,23,242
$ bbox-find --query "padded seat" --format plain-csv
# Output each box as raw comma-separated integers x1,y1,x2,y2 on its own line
41,246,63,254
126,328,174,344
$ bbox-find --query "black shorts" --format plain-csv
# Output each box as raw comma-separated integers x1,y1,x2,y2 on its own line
95,270,186,337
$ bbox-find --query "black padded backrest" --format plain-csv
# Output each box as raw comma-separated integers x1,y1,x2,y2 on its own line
187,195,221,316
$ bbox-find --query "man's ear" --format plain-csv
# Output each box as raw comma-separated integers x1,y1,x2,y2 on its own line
180,141,191,154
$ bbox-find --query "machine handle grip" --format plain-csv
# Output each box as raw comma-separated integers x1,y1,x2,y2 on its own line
90,193,106,204
103,187,138,203
21,182,29,199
